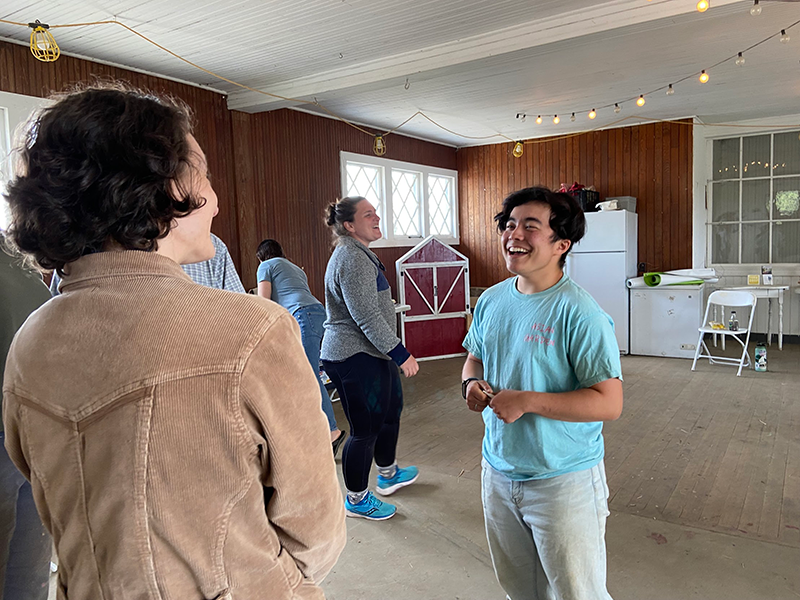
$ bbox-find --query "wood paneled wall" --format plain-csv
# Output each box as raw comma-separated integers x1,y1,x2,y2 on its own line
0,41,241,264
231,109,457,295
457,121,693,288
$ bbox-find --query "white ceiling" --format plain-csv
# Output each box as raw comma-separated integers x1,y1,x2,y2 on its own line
2,0,800,146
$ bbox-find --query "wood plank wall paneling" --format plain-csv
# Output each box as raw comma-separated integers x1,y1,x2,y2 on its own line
457,121,694,288
230,109,457,296
0,41,240,267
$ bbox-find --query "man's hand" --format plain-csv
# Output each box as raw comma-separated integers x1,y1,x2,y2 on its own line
465,380,493,413
489,390,529,424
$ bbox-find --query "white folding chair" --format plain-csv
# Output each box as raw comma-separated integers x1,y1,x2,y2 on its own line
691,290,757,377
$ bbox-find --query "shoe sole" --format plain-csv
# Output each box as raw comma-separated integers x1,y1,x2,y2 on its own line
345,508,396,521
375,472,419,496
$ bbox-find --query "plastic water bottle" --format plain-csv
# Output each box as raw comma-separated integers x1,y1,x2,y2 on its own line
755,342,767,372
729,311,739,331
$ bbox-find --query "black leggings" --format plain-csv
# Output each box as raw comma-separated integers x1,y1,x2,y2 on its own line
322,353,404,492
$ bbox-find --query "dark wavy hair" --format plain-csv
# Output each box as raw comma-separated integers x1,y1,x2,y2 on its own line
494,186,586,267
3,83,201,274
256,239,285,262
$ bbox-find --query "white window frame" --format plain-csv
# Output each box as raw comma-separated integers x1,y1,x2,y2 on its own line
706,129,800,268
340,151,459,248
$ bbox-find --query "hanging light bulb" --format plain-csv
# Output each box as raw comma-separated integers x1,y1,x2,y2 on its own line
735,52,745,66
614,103,621,114
536,115,543,125
516,113,527,123
570,113,576,122
750,0,761,16
699,70,709,83
780,29,790,43
696,0,709,12
588,109,597,120
512,141,524,158
373,135,387,156
637,95,646,107
666,84,675,95
553,115,560,124
28,20,60,62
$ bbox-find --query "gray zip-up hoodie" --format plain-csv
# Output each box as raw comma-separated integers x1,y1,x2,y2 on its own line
321,236,410,365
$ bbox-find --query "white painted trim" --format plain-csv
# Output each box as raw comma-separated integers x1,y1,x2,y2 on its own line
396,235,469,264
417,352,467,362
405,313,469,322
340,151,459,248
697,115,800,269
405,270,436,315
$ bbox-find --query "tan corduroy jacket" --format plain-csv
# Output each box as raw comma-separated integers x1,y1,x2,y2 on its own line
2,251,346,599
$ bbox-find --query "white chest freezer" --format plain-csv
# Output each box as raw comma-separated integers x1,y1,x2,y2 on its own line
630,285,704,359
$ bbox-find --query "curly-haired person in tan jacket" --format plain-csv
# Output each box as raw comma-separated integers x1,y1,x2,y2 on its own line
2,85,345,600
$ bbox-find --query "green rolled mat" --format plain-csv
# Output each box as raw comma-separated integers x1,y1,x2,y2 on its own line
643,272,705,287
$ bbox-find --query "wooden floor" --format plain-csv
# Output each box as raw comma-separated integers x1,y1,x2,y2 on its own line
391,343,800,549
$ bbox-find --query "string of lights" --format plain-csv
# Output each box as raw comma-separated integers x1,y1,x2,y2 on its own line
0,4,798,156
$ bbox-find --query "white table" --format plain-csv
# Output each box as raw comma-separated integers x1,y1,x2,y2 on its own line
724,286,789,350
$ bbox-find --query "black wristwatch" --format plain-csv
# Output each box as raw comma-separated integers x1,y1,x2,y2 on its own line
462,377,480,399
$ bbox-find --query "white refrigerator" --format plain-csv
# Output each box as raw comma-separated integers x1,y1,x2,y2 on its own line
565,210,638,354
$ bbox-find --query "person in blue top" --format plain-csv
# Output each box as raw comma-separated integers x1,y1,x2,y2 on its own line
461,187,623,600
256,239,346,454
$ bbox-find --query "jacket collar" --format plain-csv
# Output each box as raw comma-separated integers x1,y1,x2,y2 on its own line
338,235,385,271
60,250,192,291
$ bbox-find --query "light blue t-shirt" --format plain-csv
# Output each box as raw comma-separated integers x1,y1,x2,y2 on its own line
463,274,622,481
256,257,321,315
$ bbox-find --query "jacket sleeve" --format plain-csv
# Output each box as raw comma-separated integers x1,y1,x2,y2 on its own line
240,311,346,583
336,250,403,356
2,396,31,479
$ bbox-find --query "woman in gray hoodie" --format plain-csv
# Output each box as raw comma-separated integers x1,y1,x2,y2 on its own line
321,196,420,521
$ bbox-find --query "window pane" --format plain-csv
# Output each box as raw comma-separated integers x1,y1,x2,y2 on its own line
712,138,739,181
773,132,800,176
742,134,770,179
345,162,383,220
741,222,769,263
772,177,800,219
712,223,739,264
428,174,454,236
391,169,422,237
741,180,770,221
772,221,800,263
711,181,738,222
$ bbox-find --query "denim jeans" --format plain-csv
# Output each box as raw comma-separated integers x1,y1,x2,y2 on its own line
0,432,51,600
481,459,613,600
293,304,337,431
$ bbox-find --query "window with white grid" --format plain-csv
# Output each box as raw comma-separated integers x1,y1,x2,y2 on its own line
340,151,458,247
428,174,455,237
708,131,800,264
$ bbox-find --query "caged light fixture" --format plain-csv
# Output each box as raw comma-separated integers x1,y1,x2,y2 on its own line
28,20,60,62
373,135,387,156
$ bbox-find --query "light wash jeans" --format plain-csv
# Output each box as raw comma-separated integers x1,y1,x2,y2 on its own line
481,459,613,600
293,304,337,431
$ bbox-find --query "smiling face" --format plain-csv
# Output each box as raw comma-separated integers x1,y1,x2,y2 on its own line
344,199,382,246
500,201,571,292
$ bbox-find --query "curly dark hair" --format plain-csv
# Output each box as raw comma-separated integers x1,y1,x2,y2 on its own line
256,239,285,262
3,83,202,274
494,186,586,267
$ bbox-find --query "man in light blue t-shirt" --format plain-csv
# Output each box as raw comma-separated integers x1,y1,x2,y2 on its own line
462,187,623,600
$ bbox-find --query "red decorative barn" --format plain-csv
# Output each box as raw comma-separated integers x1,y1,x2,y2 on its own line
395,236,470,360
